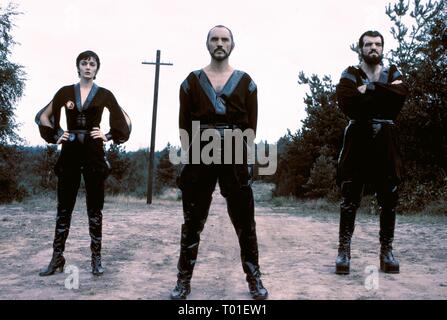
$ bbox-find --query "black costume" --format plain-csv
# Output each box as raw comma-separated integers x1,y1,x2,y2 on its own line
172,70,267,299
335,65,408,274
36,83,131,276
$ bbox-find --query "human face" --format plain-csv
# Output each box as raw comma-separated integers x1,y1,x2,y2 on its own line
361,36,383,65
78,57,98,80
207,27,233,62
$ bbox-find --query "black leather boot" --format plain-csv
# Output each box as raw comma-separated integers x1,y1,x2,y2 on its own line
379,208,399,273
335,243,351,275
171,184,213,300
244,262,268,300
171,224,200,299
39,252,65,276
380,246,399,273
335,201,357,274
91,255,105,276
377,183,400,274
247,276,268,300
88,209,104,276
39,207,72,276
170,280,191,300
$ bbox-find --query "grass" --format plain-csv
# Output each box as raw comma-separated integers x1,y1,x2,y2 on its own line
3,182,446,219
251,182,275,202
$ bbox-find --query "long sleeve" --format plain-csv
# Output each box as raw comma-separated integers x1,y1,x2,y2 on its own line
247,79,258,136
336,69,377,120
105,90,131,144
372,83,408,119
179,78,192,152
35,90,64,144
336,66,408,121
372,67,408,119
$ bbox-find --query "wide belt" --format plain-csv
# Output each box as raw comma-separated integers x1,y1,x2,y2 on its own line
199,123,239,130
199,124,240,139
68,129,90,143
349,119,394,138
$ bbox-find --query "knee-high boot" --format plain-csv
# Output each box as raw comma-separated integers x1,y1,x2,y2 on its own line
377,183,400,273
39,207,72,276
88,208,104,276
335,202,357,274
379,208,399,273
226,186,268,300
335,181,362,274
171,193,212,300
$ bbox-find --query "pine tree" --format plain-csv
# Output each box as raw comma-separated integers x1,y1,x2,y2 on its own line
304,145,337,198
273,73,346,197
154,143,177,195
385,0,447,210
105,144,130,195
38,145,59,191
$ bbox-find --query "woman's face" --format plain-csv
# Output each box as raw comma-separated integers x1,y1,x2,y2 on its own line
78,57,98,80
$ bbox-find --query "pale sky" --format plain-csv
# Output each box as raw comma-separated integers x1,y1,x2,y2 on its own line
8,0,398,151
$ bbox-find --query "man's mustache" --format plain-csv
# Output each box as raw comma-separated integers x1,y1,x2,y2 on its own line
214,48,227,54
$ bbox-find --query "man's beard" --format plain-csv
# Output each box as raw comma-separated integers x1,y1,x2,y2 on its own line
210,48,231,62
362,51,383,65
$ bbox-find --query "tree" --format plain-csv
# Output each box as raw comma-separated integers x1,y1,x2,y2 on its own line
105,144,130,195
154,143,177,195
385,0,447,210
0,3,25,145
273,73,346,198
0,145,26,202
124,148,149,197
304,145,337,198
37,145,59,191
0,3,26,203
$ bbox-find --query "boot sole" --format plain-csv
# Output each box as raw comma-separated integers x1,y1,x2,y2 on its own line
170,284,191,300
335,267,349,274
380,262,399,273
39,266,64,276
251,293,268,300
335,265,350,274
170,290,191,300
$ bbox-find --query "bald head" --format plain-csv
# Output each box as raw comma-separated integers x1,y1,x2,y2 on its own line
206,25,235,62
206,25,235,50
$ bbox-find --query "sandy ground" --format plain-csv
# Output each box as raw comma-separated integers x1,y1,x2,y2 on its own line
1,184,447,300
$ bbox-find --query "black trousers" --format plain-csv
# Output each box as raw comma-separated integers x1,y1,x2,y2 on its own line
339,179,399,247
175,163,260,282
52,154,108,258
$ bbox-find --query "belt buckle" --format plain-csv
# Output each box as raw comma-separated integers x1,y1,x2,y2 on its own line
68,133,76,142
372,123,382,137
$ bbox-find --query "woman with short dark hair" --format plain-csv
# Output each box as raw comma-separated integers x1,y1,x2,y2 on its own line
36,50,131,276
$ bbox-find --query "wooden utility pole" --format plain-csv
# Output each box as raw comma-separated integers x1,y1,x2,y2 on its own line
142,50,173,204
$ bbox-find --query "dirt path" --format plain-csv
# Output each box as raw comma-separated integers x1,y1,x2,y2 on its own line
1,187,447,300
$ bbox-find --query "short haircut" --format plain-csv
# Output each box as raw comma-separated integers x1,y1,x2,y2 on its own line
76,50,100,79
359,30,384,48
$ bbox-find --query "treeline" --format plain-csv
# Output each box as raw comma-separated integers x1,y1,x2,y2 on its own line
0,141,276,203
0,144,180,203
272,0,447,211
